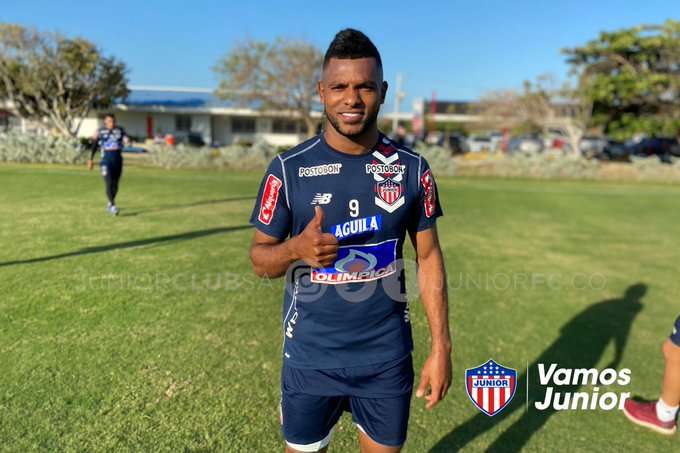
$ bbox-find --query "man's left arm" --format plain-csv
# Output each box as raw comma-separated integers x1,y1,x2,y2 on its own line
410,225,452,410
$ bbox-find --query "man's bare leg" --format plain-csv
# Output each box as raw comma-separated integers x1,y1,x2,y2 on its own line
659,339,680,416
358,430,401,453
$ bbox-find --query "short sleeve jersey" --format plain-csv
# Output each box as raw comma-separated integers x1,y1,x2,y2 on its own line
97,127,126,152
249,133,443,369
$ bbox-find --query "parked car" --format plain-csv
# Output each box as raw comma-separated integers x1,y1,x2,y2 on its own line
580,136,608,158
425,131,445,146
122,146,147,154
507,135,544,154
466,135,492,152
446,133,469,154
543,128,569,150
630,137,680,163
174,131,206,147
488,131,503,151
597,140,629,161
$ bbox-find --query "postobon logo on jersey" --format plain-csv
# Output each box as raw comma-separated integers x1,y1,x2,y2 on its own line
298,163,342,177
365,163,406,175
311,239,397,284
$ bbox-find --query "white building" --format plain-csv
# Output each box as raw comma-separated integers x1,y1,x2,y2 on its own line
77,86,323,147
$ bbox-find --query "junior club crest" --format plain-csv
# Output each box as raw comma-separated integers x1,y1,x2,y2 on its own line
376,178,402,206
465,359,517,416
371,138,405,213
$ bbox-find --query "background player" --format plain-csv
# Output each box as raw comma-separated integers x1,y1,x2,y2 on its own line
88,113,128,215
249,29,451,452
623,317,680,435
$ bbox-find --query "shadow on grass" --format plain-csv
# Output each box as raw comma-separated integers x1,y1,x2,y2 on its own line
430,283,647,453
0,225,253,267
120,196,256,217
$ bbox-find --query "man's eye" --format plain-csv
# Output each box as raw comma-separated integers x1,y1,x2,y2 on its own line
331,86,344,91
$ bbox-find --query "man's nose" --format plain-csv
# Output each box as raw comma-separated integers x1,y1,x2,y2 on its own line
343,89,362,106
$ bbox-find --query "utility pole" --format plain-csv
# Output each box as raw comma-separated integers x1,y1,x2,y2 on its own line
392,73,404,133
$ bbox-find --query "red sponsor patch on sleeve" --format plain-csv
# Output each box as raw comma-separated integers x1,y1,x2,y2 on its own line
258,174,283,225
421,169,436,218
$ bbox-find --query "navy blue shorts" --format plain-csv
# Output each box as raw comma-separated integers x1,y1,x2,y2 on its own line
100,155,122,178
280,354,413,451
671,316,680,347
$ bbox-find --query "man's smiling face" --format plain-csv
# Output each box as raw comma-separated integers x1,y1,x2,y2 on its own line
319,57,387,139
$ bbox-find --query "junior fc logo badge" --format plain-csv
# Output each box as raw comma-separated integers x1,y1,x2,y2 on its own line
370,138,405,213
376,178,402,206
465,359,517,416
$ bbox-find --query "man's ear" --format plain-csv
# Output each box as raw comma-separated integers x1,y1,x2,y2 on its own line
381,81,389,105
317,80,324,104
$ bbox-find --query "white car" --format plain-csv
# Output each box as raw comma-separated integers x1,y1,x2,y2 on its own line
467,135,492,152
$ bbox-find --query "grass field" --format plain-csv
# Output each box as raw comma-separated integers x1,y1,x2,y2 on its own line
1,162,679,452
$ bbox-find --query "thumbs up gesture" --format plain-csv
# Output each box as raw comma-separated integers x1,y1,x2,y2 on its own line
290,206,339,268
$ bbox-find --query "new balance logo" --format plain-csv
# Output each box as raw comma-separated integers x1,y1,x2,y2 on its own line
311,193,333,205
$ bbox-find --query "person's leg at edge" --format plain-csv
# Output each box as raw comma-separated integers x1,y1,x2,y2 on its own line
658,338,680,422
624,318,680,433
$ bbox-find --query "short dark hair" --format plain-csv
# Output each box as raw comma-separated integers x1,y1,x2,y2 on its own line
323,28,382,70
104,113,116,120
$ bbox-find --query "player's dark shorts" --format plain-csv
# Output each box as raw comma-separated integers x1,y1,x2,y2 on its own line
670,316,680,347
100,152,122,177
280,354,413,451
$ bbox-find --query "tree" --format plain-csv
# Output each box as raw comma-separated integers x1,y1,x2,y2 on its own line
213,37,323,137
0,24,128,137
478,75,592,153
563,20,680,140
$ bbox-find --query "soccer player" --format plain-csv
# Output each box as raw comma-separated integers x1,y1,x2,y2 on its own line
88,113,128,215
249,29,451,453
623,317,680,435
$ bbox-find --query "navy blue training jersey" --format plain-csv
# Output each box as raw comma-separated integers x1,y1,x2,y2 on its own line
249,133,443,369
96,127,127,152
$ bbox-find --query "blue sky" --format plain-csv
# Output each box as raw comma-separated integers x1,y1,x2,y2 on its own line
3,1,679,111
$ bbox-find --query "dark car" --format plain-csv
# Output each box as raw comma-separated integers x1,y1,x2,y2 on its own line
174,131,206,147
597,140,629,161
446,134,469,154
630,137,680,163
122,146,147,154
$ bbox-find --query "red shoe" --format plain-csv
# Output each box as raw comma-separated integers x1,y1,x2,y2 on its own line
623,399,677,435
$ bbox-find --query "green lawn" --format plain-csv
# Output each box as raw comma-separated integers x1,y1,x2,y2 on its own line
1,163,678,452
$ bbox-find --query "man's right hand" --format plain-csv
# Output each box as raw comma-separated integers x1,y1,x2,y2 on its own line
87,159,94,171
289,206,339,268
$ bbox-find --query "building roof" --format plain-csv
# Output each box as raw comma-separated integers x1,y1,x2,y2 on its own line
118,86,252,109
116,86,321,114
